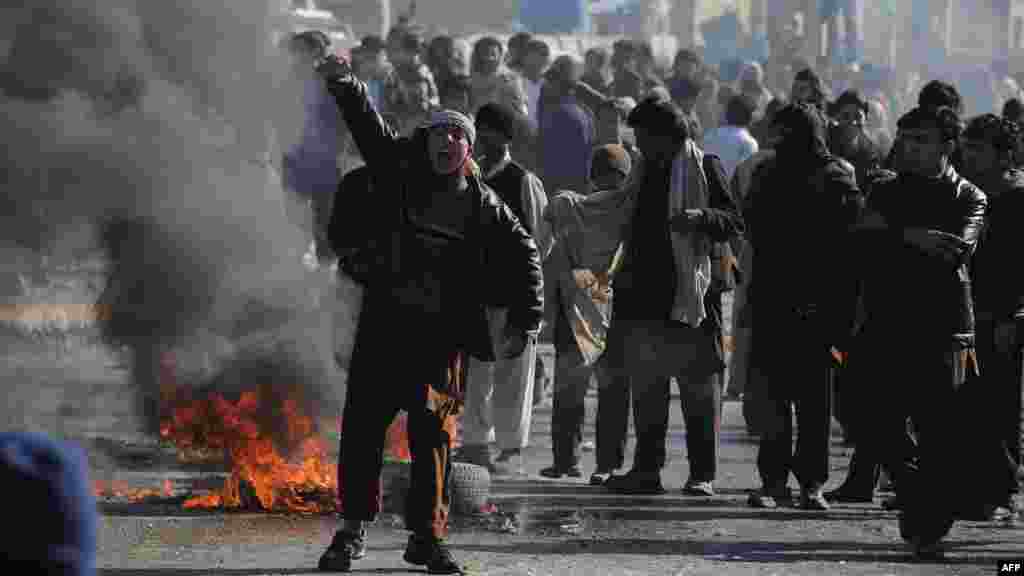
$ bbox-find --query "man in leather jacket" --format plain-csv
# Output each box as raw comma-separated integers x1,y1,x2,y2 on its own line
849,105,987,559
316,55,543,575
960,114,1024,519
829,90,884,190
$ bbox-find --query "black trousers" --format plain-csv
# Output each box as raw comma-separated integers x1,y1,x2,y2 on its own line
974,314,1023,498
894,353,961,544
753,313,833,493
631,371,722,481
835,347,919,494
551,351,631,470
550,287,632,471
628,293,726,480
595,368,631,472
339,350,461,539
855,333,978,544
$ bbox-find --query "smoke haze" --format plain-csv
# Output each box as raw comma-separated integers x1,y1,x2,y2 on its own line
0,1,346,445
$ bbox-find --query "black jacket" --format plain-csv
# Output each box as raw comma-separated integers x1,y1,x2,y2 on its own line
829,127,883,193
970,168,1024,322
743,105,863,344
854,165,987,347
324,74,544,361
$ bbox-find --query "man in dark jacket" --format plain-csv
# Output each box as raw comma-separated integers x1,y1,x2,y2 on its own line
598,97,745,495
744,103,862,511
538,55,595,196
829,90,883,188
850,105,987,559
790,68,828,113
317,55,543,575
884,80,964,172
459,102,551,473
610,39,644,102
960,114,1024,519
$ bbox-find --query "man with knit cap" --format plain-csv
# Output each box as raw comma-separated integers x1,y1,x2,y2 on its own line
459,102,551,473
541,143,634,484
317,55,543,574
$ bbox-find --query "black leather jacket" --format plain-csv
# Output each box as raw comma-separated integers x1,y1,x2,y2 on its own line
855,165,987,348
970,168,1024,322
324,73,544,361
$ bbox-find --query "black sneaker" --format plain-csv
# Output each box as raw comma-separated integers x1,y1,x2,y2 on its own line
317,529,366,572
909,538,945,562
799,489,831,511
403,535,464,574
604,469,666,495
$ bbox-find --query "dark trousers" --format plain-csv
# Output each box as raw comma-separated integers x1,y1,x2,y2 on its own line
754,313,833,492
551,352,591,469
632,371,722,481
975,314,1023,498
835,348,918,494
595,369,631,472
339,353,462,539
894,352,961,544
629,292,726,480
551,351,631,470
839,426,917,494
855,334,971,544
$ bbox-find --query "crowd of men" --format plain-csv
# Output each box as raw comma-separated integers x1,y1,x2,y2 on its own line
278,24,1024,575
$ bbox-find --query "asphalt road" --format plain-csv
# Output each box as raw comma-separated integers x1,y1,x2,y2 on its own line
1,325,1021,575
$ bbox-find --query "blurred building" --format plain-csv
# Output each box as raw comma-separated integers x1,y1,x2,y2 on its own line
306,0,1024,80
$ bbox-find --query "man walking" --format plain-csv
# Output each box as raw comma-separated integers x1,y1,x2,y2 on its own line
744,103,861,511
959,113,1023,519
850,105,986,558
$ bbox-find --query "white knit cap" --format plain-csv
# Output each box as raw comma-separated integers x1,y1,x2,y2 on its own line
419,109,476,146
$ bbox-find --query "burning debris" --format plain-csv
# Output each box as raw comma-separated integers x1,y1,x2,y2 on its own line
159,386,336,513
94,479,173,503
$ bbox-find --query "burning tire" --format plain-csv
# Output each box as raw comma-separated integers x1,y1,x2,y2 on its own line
449,462,490,515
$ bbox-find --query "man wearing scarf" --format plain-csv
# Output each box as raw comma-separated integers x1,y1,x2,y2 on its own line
548,96,744,495
744,103,862,511
316,56,543,575
848,105,986,559
459,102,552,473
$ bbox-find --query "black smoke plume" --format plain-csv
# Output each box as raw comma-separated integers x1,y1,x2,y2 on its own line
0,1,347,447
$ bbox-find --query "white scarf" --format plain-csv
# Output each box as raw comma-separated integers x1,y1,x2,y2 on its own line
668,140,712,327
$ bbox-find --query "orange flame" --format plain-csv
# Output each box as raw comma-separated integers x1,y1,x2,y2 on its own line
161,388,338,513
94,478,174,502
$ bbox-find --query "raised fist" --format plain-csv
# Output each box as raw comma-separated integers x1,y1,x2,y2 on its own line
316,54,352,81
